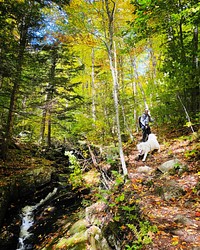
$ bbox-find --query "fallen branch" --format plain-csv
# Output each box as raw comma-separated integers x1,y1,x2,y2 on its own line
87,143,98,167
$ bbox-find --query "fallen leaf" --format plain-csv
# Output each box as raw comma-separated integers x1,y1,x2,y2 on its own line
195,211,200,217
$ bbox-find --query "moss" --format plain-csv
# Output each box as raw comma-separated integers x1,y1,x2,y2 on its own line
82,169,100,187
69,219,87,235
55,231,87,249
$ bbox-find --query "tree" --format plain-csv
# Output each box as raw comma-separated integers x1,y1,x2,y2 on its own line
103,0,127,176
62,0,136,175
0,0,74,155
37,43,84,146
130,0,200,125
0,0,44,158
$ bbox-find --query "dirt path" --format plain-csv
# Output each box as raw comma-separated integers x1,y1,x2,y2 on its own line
126,135,200,249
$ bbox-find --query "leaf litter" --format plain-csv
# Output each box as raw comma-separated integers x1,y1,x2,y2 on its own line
126,131,200,249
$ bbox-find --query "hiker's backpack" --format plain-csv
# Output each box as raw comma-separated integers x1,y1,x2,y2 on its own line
138,116,142,128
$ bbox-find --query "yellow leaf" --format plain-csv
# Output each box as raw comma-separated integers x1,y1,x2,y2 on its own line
172,236,179,246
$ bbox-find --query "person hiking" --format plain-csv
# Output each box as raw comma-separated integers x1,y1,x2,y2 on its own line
139,108,153,142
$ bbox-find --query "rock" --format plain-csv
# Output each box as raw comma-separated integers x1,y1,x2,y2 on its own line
158,159,181,173
0,185,12,228
55,230,87,249
86,201,108,226
82,169,100,187
174,214,193,226
137,166,153,174
54,214,111,249
0,165,55,229
15,166,54,197
155,180,185,201
87,225,110,250
69,219,88,235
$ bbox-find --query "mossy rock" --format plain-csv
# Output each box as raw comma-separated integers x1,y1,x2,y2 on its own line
55,231,87,249
69,219,87,235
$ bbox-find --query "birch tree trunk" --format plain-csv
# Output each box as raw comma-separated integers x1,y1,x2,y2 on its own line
104,0,127,176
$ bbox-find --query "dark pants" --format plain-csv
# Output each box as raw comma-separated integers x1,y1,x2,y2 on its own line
142,125,151,142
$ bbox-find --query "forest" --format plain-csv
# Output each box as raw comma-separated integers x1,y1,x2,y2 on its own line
0,0,199,250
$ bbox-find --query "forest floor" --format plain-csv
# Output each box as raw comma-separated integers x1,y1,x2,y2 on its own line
0,128,199,249
125,128,200,249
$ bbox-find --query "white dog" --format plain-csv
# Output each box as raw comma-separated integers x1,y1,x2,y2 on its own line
137,134,160,161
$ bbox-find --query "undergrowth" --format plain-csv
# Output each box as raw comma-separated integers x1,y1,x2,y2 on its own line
64,152,158,249
97,171,157,249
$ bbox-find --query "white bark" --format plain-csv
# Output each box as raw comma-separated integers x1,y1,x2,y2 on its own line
177,94,195,133
108,42,127,176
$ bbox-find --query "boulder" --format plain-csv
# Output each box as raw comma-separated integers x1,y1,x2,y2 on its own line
154,180,185,201
137,166,153,174
55,222,111,250
158,159,181,173
0,165,55,228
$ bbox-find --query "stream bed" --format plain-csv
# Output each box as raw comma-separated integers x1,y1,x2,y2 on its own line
16,188,58,250
0,180,89,250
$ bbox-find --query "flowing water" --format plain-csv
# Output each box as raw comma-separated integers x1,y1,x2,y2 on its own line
16,188,57,250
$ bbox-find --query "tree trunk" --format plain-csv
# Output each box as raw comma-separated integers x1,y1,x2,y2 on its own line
47,111,52,148
46,47,58,148
2,22,27,159
109,44,127,176
39,102,47,144
118,53,134,141
192,24,199,113
177,94,195,133
104,0,127,176
129,55,139,131
91,48,96,122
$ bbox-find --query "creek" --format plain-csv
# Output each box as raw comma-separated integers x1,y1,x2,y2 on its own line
0,145,121,250
16,188,58,250
0,179,89,250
